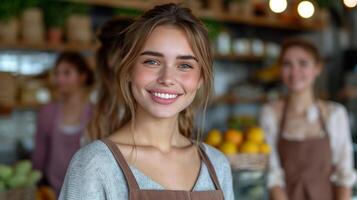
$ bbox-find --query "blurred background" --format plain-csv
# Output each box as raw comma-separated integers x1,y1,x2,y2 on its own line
0,0,357,199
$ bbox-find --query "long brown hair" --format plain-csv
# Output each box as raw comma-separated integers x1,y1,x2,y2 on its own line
87,18,130,141
55,51,94,87
88,3,213,141
279,38,323,66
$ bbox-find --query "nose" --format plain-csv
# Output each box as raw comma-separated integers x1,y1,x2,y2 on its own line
291,64,301,75
157,66,175,86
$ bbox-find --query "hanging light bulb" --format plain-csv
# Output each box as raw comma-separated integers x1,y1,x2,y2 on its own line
269,0,288,13
343,0,357,8
297,0,315,19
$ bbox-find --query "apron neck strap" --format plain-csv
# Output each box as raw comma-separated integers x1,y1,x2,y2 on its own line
198,143,222,190
103,139,222,191
278,98,289,138
278,98,329,138
101,138,140,191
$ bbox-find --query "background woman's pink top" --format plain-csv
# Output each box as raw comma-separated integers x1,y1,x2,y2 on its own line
32,102,93,195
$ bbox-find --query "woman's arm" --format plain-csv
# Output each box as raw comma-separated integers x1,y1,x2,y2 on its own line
270,186,289,200
59,149,107,200
32,106,52,172
329,104,356,199
221,158,234,200
259,105,287,190
335,186,352,200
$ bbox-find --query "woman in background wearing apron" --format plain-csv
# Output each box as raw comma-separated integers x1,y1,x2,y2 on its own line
60,3,234,200
32,52,94,196
260,38,356,200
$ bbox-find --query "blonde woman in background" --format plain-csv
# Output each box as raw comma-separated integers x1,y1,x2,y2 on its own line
260,38,356,200
60,3,234,200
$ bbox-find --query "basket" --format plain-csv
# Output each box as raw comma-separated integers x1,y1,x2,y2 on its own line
0,186,36,200
0,72,17,107
227,154,269,171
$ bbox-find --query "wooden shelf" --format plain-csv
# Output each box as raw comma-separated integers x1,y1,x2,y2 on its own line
214,54,264,62
212,95,266,105
0,42,98,52
67,0,152,10
197,10,323,31
65,0,325,31
0,103,42,115
0,42,263,62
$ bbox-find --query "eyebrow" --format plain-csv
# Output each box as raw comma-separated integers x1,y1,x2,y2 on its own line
140,51,198,62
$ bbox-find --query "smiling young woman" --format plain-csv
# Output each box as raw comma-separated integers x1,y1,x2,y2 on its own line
59,3,234,200
260,38,356,200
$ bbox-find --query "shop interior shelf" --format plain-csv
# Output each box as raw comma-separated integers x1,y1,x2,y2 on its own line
214,54,264,62
212,95,266,105
65,0,325,31
0,42,97,52
232,170,268,200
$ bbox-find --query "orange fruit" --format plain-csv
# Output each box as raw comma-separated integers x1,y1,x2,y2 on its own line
259,143,271,154
205,129,223,147
240,141,260,154
219,142,238,155
224,129,243,146
246,127,265,144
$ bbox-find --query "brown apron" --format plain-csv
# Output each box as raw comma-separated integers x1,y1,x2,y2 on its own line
101,138,225,200
277,100,334,200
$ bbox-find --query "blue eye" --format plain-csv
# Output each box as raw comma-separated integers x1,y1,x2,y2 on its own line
144,59,159,66
179,63,193,70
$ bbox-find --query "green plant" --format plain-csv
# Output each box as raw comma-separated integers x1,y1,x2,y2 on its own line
202,19,223,41
316,0,336,8
0,0,21,22
66,3,91,15
20,0,41,9
114,7,143,17
41,1,71,28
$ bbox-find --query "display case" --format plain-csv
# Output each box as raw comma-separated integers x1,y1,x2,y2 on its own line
232,170,268,200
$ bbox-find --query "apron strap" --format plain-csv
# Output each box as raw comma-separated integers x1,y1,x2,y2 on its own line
101,138,140,191
198,143,222,190
316,101,330,137
278,98,289,138
278,98,329,139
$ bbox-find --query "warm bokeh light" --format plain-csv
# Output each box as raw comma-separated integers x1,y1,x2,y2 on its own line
343,0,357,8
297,1,315,19
269,0,288,13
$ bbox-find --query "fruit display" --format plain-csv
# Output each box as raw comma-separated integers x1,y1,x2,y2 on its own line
205,127,271,155
205,121,271,170
0,160,42,192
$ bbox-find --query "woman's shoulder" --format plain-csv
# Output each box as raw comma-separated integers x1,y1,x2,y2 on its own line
201,143,231,172
260,99,284,120
69,140,115,171
318,100,348,118
262,99,284,111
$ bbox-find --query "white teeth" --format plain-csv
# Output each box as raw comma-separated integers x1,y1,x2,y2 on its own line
152,92,178,99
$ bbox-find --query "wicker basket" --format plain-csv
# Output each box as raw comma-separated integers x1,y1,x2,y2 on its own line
0,186,36,200
227,154,269,171
0,72,17,107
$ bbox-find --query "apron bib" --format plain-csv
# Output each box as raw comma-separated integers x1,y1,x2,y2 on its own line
102,138,225,200
277,100,334,200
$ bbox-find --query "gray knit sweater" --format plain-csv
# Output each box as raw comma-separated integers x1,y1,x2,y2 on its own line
59,140,234,200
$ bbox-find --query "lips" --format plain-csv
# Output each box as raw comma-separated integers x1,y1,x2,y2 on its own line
147,89,182,105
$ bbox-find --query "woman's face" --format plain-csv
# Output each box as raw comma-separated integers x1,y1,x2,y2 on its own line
54,61,85,94
281,46,321,93
130,25,202,119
